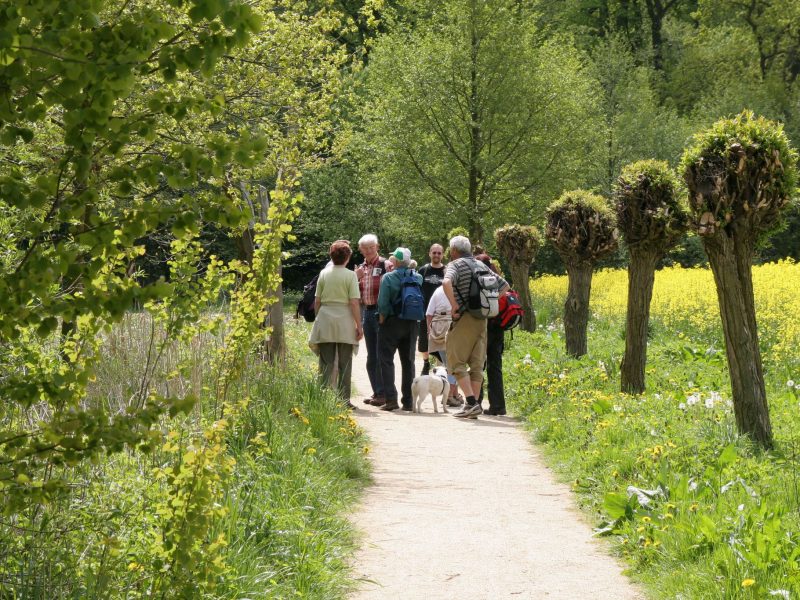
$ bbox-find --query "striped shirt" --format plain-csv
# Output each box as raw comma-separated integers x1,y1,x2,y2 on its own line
445,255,508,310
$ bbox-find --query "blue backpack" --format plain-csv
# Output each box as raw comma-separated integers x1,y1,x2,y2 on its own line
394,270,425,321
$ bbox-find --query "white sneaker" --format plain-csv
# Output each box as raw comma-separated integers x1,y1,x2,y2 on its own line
453,403,482,419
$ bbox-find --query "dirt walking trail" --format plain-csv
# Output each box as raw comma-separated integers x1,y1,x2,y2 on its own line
348,341,644,599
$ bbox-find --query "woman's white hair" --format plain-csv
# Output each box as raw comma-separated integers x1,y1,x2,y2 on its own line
449,235,471,254
358,233,379,247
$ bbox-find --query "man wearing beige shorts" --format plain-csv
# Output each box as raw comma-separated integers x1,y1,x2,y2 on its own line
442,235,509,419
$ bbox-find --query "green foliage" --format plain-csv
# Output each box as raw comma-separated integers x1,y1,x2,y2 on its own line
355,0,604,244
0,0,355,594
614,159,689,251
681,110,798,241
494,224,542,265
545,190,619,265
506,305,800,598
0,318,368,598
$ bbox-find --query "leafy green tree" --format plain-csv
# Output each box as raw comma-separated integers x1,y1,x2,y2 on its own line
681,111,798,449
590,36,693,190
0,0,345,514
614,160,688,394
356,0,604,245
545,190,619,357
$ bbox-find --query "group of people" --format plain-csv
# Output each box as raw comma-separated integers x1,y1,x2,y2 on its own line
308,234,511,418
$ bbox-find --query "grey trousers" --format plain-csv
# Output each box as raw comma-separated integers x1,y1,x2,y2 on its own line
318,342,353,401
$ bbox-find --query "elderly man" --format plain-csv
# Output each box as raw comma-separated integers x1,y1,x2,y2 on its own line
417,243,446,375
376,247,424,411
442,235,509,418
356,233,388,406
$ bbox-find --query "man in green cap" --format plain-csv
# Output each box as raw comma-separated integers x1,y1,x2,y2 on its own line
376,247,424,411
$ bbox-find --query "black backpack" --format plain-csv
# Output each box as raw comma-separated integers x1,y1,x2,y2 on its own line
295,274,319,322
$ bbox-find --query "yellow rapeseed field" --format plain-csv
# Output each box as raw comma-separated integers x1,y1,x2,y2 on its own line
531,260,800,367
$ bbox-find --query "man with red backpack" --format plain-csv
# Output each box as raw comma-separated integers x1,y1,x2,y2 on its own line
442,237,509,419
475,254,523,416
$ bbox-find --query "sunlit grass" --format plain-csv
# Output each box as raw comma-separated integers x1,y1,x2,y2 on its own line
508,262,800,598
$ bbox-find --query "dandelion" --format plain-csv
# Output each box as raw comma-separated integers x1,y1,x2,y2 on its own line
769,590,790,599
788,380,795,388
306,447,317,455
710,391,722,403
686,393,700,406
678,403,686,411
523,353,532,366
559,372,566,380
704,397,715,409
742,579,755,588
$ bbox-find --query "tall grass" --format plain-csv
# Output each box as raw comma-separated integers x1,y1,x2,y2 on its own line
0,315,369,599
507,265,800,598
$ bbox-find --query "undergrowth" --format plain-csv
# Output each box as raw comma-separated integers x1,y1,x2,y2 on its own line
508,267,800,599
0,317,369,599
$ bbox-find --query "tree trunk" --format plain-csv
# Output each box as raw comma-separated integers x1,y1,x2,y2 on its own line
510,261,535,332
621,248,659,394
266,266,286,366
564,263,593,358
644,0,666,71
704,229,773,449
467,10,484,247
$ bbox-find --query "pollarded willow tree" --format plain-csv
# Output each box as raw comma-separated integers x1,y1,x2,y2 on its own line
494,224,541,331
681,111,798,449
614,160,689,394
545,191,619,357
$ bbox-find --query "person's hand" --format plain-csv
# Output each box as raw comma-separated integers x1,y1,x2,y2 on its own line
356,264,366,281
450,303,461,319
378,314,385,325
356,324,364,341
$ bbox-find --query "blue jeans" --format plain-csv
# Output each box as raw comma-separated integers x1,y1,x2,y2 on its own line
362,307,384,397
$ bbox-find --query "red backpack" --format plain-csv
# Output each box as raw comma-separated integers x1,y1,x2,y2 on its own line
493,289,524,330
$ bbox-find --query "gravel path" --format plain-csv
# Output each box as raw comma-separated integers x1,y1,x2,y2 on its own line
348,341,644,599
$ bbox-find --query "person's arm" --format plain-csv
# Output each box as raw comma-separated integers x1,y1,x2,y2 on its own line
377,273,392,324
350,298,363,340
442,278,460,320
314,271,324,312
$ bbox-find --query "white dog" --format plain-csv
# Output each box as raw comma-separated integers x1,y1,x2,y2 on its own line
412,366,451,414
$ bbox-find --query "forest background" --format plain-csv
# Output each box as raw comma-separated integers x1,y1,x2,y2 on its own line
275,0,800,288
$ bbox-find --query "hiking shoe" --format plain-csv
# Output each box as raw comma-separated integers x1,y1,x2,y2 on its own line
446,395,464,407
483,408,506,416
401,405,413,412
453,403,482,419
380,402,400,411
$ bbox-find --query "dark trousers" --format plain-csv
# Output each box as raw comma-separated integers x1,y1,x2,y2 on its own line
362,307,384,397
318,342,353,401
378,316,418,406
479,323,505,410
